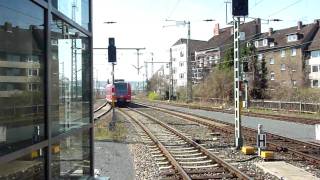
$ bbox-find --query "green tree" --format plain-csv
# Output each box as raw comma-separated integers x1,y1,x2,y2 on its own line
248,43,268,99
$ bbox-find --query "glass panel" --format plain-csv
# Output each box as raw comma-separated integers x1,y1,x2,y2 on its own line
51,129,91,179
0,148,45,179
0,0,45,155
52,0,90,30
50,16,91,136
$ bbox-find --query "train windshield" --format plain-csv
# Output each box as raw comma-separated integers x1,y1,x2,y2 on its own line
115,83,128,95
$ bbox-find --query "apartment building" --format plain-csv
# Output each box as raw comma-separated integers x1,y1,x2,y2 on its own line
255,20,319,88
307,26,320,88
193,19,261,84
170,38,207,89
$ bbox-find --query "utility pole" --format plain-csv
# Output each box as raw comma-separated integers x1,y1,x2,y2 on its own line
151,52,154,76
145,61,148,92
169,48,173,101
186,21,192,102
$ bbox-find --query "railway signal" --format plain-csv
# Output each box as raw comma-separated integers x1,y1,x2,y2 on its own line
109,37,116,130
232,0,248,149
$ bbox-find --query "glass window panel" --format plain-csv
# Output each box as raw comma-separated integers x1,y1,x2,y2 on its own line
50,16,91,136
0,148,45,180
52,0,90,30
51,130,91,179
0,0,45,156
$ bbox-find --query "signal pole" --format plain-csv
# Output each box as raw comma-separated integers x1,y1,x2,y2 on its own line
232,0,248,149
234,16,243,149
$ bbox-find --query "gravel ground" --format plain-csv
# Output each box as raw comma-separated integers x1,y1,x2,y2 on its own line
94,108,162,180
138,107,320,179
95,141,135,180
144,102,315,141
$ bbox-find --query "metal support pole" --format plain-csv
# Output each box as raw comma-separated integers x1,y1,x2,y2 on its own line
110,62,116,130
169,48,173,101
245,80,248,109
137,49,140,92
145,61,148,92
234,17,243,149
186,21,192,102
151,52,154,76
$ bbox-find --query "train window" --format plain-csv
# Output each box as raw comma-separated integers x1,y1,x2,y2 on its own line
115,83,128,95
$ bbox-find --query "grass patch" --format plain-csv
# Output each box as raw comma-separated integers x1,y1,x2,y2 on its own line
94,115,128,141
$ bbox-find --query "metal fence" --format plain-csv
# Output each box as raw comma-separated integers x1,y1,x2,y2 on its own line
193,97,320,113
250,100,320,113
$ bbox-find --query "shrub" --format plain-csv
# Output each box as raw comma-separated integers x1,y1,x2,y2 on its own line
148,92,160,100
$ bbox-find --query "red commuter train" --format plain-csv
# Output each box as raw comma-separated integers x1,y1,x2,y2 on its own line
105,80,131,105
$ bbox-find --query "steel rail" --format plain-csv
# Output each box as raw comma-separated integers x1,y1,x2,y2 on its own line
118,108,191,180
133,102,320,165
127,107,252,180
147,100,320,125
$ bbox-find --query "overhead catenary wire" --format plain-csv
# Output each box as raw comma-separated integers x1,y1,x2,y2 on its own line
267,0,303,18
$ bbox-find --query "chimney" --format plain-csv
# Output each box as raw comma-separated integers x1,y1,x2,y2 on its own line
297,21,302,30
268,28,273,36
213,23,220,36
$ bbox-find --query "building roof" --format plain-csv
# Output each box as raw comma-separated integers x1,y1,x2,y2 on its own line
257,21,319,51
0,24,44,55
308,26,320,51
172,38,208,52
198,19,261,52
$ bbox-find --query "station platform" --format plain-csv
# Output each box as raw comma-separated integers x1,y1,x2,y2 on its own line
255,161,319,180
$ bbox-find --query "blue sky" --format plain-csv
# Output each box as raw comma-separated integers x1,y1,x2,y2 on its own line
92,0,319,82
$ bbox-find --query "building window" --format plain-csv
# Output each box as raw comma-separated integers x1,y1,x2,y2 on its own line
28,68,39,76
311,50,320,58
179,73,184,79
51,129,91,178
291,48,297,56
292,80,297,87
50,16,91,136
52,0,90,30
270,71,275,80
254,41,259,48
281,50,286,57
263,39,268,46
281,64,286,71
0,0,45,156
287,34,298,42
313,80,319,87
51,39,58,46
180,51,184,57
269,58,275,65
270,42,275,47
179,62,184,67
312,65,319,72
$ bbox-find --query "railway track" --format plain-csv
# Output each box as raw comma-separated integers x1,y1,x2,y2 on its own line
118,107,253,180
147,100,319,125
94,101,112,120
133,102,320,168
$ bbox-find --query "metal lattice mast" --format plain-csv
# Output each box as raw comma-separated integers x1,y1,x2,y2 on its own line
71,0,78,100
234,17,243,149
185,21,192,102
